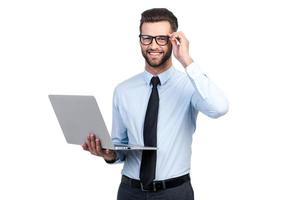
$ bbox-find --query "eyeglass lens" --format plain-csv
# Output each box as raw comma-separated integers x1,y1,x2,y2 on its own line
140,35,169,46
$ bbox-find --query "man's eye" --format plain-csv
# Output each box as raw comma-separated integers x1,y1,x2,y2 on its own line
157,37,167,41
142,36,152,40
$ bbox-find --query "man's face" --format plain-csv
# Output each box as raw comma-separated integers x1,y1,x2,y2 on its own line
140,21,173,68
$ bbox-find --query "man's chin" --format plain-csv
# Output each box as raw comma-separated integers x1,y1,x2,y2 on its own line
145,58,162,68
147,61,163,68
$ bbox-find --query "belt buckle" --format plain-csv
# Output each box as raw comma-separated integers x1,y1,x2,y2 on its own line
140,182,157,192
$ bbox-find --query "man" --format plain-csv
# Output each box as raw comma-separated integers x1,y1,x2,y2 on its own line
82,8,229,200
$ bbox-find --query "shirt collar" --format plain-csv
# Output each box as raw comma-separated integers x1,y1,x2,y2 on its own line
143,66,175,86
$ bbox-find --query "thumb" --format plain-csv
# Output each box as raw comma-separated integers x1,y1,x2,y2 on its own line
105,149,113,155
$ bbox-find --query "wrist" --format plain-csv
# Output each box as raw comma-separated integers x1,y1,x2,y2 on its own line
104,152,117,163
104,157,116,164
180,56,193,68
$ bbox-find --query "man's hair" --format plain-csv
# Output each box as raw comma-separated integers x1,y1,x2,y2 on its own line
139,8,178,33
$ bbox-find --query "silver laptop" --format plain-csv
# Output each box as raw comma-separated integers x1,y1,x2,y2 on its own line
49,95,157,151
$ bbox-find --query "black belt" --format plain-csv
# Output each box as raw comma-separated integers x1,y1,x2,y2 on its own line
121,174,190,192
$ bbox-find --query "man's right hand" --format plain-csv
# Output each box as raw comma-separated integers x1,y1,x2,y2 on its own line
82,133,116,162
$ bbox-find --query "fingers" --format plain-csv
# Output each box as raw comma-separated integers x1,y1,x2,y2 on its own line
96,138,103,156
169,31,188,45
168,33,179,47
168,31,192,67
84,133,103,156
82,133,116,161
90,134,96,153
86,134,92,151
82,142,88,151
169,36,178,47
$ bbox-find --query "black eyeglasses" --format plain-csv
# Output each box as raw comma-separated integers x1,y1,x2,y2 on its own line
139,35,170,46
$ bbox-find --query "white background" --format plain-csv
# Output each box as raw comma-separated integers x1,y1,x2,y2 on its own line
1,0,299,199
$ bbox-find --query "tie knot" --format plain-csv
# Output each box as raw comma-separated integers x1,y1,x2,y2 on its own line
151,76,160,87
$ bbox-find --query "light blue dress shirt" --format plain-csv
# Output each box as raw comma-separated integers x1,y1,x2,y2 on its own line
111,62,229,181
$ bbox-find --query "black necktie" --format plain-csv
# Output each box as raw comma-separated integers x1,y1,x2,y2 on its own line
140,76,160,187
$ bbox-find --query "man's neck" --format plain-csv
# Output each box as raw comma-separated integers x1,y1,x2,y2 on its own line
145,61,172,76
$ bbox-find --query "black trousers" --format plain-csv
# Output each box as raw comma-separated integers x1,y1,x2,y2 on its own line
117,180,194,200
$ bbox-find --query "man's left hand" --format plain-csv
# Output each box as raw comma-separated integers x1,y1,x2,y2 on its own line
169,31,193,68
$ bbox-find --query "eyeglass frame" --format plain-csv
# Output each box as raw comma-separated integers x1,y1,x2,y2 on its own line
139,34,170,46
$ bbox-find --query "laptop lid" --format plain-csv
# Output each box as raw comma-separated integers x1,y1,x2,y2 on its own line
49,95,114,149
49,95,157,151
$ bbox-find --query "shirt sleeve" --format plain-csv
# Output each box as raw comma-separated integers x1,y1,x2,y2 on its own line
110,87,127,163
185,62,229,118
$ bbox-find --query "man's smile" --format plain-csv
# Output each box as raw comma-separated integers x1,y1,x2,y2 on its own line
147,51,163,58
